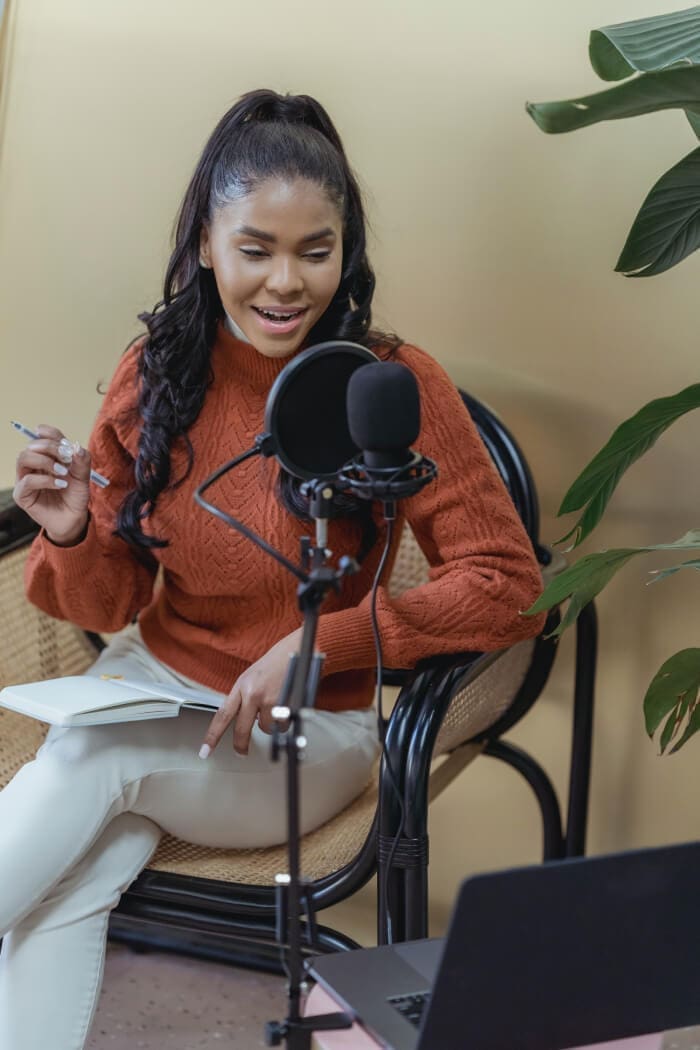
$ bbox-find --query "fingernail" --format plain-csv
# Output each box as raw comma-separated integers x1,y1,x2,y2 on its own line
54,478,68,488
57,445,73,464
53,463,69,476
198,744,211,760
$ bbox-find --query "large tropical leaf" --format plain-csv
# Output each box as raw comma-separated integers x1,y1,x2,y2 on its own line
525,532,700,636
643,647,700,752
555,386,700,547
615,146,700,275
589,7,700,81
526,65,700,134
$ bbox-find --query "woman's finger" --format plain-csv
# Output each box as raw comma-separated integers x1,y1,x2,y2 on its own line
26,438,82,469
35,424,67,442
232,695,260,756
256,705,277,735
16,449,71,481
199,691,241,757
13,472,72,504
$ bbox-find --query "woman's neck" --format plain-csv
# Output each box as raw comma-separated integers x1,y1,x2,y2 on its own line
224,312,252,345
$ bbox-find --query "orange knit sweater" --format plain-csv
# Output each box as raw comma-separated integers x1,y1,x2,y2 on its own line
25,324,545,711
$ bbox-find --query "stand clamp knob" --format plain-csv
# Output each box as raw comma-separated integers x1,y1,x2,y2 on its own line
264,1019,286,1046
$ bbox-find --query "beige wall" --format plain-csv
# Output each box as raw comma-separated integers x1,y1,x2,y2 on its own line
1,0,698,941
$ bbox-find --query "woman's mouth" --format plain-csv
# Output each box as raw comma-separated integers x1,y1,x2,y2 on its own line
252,306,309,335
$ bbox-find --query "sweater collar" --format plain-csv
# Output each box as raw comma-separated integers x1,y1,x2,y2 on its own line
212,320,304,392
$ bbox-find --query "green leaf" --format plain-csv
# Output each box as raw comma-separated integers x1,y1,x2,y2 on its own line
670,701,700,751
589,7,700,81
648,558,700,583
525,532,700,635
643,647,700,740
615,147,700,275
659,705,681,753
526,65,700,135
526,548,646,633
556,386,700,547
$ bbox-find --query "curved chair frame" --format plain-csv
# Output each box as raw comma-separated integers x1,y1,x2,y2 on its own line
0,391,598,973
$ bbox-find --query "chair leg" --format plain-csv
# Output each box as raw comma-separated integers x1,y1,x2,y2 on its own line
565,601,598,858
377,839,407,945
403,863,429,941
483,740,565,860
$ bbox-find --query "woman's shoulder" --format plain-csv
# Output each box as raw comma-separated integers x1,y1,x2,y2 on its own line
387,341,463,401
384,341,485,456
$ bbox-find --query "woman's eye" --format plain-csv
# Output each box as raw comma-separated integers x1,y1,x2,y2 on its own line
304,251,331,262
240,248,268,259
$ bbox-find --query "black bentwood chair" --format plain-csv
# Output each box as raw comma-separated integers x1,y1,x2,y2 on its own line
0,391,598,971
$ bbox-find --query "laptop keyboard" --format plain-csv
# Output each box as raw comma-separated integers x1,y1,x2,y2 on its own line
388,990,431,1028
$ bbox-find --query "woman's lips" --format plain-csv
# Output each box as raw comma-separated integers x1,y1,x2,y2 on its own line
251,306,309,335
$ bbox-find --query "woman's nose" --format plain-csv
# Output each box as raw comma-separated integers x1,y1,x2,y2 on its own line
265,257,304,296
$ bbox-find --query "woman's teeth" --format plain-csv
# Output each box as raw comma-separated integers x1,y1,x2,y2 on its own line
257,308,303,321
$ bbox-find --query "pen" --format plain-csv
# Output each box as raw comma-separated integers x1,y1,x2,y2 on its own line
11,421,110,488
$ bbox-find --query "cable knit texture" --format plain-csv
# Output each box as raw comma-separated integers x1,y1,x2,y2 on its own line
24,324,545,711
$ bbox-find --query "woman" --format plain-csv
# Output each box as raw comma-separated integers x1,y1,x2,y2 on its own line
1,89,544,1049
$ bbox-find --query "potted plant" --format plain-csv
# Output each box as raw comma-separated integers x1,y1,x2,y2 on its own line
526,6,700,753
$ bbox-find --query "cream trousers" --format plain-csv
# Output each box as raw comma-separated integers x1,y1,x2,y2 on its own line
0,624,379,1050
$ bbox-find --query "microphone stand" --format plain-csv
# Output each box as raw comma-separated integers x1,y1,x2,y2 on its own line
195,444,436,1047
265,480,356,1049
194,461,354,1048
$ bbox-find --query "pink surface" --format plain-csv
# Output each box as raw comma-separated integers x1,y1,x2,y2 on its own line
304,985,380,1048
304,985,665,1050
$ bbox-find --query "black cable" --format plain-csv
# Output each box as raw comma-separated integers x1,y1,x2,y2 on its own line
194,448,308,583
369,513,407,945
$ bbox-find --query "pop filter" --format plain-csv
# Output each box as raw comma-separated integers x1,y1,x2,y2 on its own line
261,340,378,480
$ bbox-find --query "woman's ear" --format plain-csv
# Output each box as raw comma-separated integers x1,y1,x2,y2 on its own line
199,226,212,269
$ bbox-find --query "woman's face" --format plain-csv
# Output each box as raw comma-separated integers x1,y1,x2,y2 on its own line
200,177,344,359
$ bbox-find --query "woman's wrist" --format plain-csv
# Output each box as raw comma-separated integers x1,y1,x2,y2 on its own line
45,514,90,548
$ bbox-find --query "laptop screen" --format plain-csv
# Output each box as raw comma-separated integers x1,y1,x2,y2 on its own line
423,842,700,1049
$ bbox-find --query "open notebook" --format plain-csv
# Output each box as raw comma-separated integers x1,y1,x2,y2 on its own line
0,675,224,726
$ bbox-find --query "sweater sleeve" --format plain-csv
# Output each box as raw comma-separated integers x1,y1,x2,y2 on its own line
24,343,158,632
314,345,546,675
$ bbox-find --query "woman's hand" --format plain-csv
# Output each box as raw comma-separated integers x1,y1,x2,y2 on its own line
13,425,91,546
200,628,303,757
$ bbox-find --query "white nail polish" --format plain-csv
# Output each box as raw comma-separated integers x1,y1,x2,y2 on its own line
53,463,69,476
54,478,68,488
198,744,211,760
57,446,73,464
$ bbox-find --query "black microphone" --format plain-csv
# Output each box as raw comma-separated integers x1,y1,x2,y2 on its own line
338,361,437,504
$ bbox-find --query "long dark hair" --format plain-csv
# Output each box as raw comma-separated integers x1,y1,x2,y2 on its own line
116,88,396,553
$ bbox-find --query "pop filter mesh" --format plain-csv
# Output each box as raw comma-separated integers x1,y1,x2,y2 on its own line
269,344,377,479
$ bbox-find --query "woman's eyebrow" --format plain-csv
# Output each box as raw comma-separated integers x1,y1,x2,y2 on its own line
235,224,336,244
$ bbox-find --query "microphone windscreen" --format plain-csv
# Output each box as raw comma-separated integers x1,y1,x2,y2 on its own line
346,362,420,452
264,341,378,480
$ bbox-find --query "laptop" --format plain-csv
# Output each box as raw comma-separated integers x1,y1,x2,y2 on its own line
308,842,700,1050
